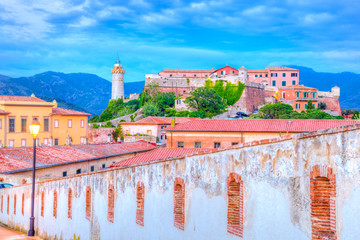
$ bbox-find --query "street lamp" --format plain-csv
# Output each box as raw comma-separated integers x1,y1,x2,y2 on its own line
28,118,40,237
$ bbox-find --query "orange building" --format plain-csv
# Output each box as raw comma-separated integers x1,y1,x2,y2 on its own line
166,119,358,149
278,85,318,112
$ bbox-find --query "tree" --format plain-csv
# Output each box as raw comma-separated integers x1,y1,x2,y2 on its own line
307,100,315,110
156,92,175,112
351,110,360,119
103,121,115,128
112,124,124,141
184,87,225,116
143,102,160,117
259,103,293,119
318,102,327,110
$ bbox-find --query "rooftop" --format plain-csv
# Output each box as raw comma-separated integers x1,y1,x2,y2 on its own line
0,95,46,103
120,116,199,125
280,85,318,90
166,119,359,133
52,107,90,116
266,66,299,71
162,69,213,73
111,148,201,168
0,142,157,174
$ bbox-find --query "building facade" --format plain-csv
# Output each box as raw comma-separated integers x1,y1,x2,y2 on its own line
247,66,299,87
166,119,358,149
111,59,125,100
278,85,319,112
0,95,90,147
120,117,198,144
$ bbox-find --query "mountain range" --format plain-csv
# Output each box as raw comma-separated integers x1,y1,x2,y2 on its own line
0,66,359,115
0,72,144,115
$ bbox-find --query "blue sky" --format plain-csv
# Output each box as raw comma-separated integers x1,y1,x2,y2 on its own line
0,0,359,82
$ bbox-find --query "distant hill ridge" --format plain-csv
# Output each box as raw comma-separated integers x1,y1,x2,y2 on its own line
0,71,145,115
0,67,359,115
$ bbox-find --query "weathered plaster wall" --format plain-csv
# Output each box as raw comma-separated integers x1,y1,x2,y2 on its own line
1,124,360,239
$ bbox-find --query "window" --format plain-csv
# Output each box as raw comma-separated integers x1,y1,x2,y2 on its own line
177,141,184,148
161,126,165,129
76,169,81,174
232,142,239,146
102,164,106,169
260,74,262,77
221,70,225,75
0,119,2,129
160,135,163,140
170,74,172,77
296,91,300,98
272,80,276,86
68,189,72,219
165,135,167,139
21,193,24,216
194,74,196,77
174,178,185,230
91,166,95,172
310,165,336,239
282,81,286,86
21,139,26,147
282,92,285,98
255,74,258,77
313,92,316,98
232,71,235,74
44,117,49,132
227,173,243,237
53,190,57,218
8,140,14,148
9,118,15,132
265,74,268,77
41,191,45,217
54,138,59,145
214,142,221,148
304,92,309,98
85,187,91,220
81,119,85,128
271,73,278,77
68,119,72,128
305,103,308,109
282,73,286,77
183,74,186,77
292,80,296,85
291,73,298,77
54,119,59,128
21,118,27,132
136,182,145,226
44,138,48,145
194,142,202,148
205,75,208,77
63,171,67,177
108,185,115,223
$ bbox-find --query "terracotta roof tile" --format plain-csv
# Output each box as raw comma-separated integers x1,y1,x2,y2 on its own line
52,108,90,116
111,148,201,168
0,96,46,102
166,119,359,133
266,66,299,71
162,69,213,73
0,142,156,173
121,116,199,125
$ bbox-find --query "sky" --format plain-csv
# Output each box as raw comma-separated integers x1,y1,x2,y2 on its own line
0,0,359,82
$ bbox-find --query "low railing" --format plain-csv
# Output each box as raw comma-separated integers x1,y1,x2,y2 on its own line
295,97,318,101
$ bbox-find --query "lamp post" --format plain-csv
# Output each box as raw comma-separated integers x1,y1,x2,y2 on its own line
28,118,40,237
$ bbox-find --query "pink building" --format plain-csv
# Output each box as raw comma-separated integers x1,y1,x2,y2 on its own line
247,67,299,87
159,69,213,78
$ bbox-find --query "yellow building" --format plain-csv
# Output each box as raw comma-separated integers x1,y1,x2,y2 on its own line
0,95,90,147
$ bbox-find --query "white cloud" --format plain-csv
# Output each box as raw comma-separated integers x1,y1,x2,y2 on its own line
69,16,97,28
303,13,334,25
97,6,131,19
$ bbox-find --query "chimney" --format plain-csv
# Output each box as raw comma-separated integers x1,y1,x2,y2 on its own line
53,100,58,108
171,117,175,127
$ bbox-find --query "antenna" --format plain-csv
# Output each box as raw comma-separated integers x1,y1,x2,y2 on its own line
116,52,120,65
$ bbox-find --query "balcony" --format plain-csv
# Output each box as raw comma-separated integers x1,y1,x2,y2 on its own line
295,97,318,101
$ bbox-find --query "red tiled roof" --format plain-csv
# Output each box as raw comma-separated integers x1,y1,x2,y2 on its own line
0,109,9,115
52,108,90,116
0,95,46,102
111,148,201,168
162,69,213,73
266,67,299,71
0,142,156,173
166,119,359,133
280,85,317,90
121,116,199,125
247,69,267,73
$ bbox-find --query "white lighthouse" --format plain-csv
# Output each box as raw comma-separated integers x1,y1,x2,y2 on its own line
111,59,125,100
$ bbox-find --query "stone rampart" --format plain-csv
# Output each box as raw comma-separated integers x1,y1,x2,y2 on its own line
1,124,360,239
